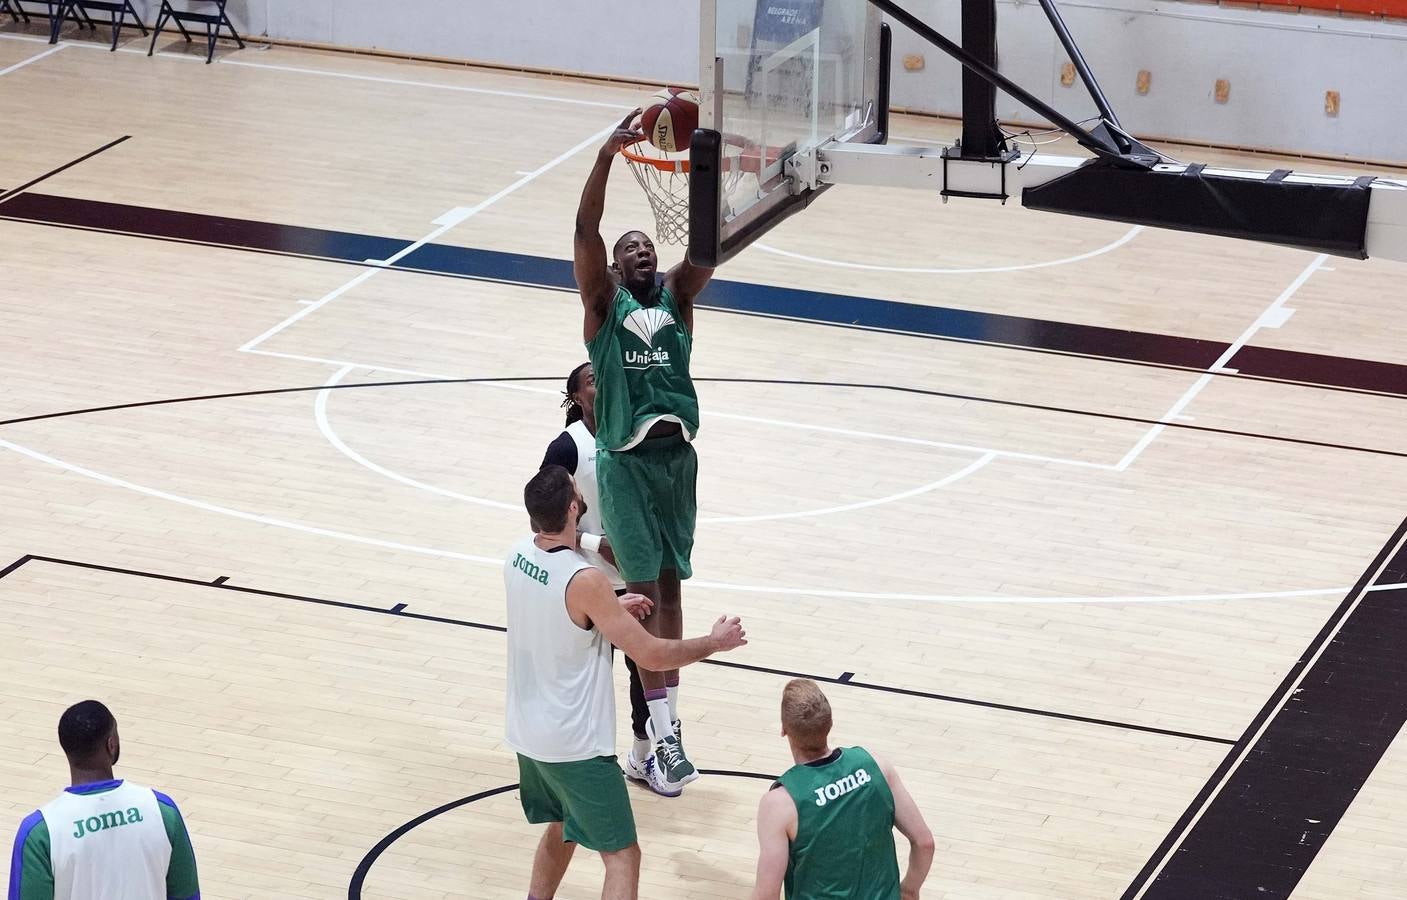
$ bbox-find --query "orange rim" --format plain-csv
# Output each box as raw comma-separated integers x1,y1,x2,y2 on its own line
619,140,690,174
619,137,786,176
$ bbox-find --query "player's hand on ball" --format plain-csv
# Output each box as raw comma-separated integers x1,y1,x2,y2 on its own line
710,615,747,652
620,592,653,620
600,108,643,158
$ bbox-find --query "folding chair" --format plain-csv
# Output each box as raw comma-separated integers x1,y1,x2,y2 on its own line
148,0,243,64
53,0,145,50
2,0,31,24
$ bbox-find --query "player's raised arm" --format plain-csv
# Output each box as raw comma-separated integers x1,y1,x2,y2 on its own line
565,568,745,671
877,755,936,900
575,109,642,342
749,788,795,900
664,256,713,334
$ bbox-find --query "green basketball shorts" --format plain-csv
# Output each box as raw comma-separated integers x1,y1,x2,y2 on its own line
596,434,698,583
516,754,637,852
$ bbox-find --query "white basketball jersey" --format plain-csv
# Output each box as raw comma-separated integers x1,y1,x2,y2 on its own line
41,781,170,900
503,536,617,762
566,420,624,589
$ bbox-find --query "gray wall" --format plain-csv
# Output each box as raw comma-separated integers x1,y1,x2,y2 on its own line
888,1,1407,163
209,0,1407,162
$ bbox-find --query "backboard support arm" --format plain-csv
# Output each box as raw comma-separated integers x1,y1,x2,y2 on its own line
868,0,1159,167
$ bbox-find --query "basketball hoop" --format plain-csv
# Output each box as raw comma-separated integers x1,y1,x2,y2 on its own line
619,137,778,246
620,140,692,245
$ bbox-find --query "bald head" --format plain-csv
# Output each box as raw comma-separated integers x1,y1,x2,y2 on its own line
611,231,658,292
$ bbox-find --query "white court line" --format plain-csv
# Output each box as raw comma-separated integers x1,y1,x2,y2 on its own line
0,436,501,565
315,360,997,522
237,120,617,353
217,58,631,110
707,410,1115,470
700,453,994,523
249,347,1109,469
0,32,204,62
0,32,631,100
1127,529,1407,900
4,429,1399,605
754,225,1143,275
0,43,64,77
1114,253,1326,471
315,365,519,512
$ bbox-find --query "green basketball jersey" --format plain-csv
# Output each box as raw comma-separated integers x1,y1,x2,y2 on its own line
586,284,699,451
778,746,901,900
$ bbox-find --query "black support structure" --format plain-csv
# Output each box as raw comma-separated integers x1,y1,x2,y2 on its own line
959,0,1004,160
865,0,1150,165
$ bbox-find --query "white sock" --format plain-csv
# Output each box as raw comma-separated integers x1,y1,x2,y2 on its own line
632,736,651,761
666,685,679,722
647,698,673,744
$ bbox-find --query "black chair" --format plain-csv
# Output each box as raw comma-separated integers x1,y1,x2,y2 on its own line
2,0,31,24
4,1,97,35
148,0,243,64
52,0,145,50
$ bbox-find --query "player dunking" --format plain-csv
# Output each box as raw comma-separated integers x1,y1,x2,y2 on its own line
574,109,715,795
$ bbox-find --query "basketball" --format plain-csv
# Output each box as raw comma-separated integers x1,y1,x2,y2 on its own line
641,87,699,153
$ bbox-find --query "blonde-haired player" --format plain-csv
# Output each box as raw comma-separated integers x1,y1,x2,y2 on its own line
751,679,934,900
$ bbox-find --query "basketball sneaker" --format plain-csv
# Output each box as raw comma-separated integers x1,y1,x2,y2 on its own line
672,719,688,765
624,750,682,798
646,718,698,791
623,749,652,785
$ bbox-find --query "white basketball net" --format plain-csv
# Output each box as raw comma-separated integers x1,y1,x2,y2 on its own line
621,142,691,245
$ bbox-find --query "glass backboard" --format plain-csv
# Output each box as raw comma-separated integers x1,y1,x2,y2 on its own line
690,0,888,267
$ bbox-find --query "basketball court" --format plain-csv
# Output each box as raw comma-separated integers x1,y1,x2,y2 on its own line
3,3,1407,898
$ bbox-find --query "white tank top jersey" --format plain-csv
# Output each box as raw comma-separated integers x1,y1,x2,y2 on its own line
41,781,169,900
566,419,625,589
503,535,617,762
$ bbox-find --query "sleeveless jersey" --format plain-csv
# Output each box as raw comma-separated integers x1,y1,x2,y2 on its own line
586,284,699,451
39,780,171,900
565,419,624,589
778,747,901,900
503,536,616,762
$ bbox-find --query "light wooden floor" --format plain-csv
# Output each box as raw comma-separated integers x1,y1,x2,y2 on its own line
3,25,1407,900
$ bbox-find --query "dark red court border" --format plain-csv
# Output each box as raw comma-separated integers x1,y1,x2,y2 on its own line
1123,514,1407,900
344,770,778,899
3,190,1407,399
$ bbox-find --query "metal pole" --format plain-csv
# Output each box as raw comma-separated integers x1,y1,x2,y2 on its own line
960,0,1004,159
866,0,1121,159
1037,0,1120,129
